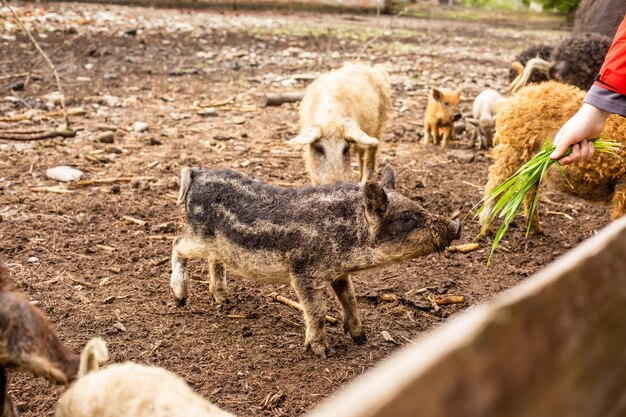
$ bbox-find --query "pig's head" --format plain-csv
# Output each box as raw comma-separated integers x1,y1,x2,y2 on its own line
289,119,379,185
430,86,462,126
363,166,460,260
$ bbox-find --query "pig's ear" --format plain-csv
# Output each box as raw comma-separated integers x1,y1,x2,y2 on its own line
466,117,479,127
364,181,388,218
345,120,379,148
431,88,443,101
455,85,463,96
289,126,321,146
381,165,396,190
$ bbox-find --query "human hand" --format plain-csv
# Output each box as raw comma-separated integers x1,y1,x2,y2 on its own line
550,103,611,165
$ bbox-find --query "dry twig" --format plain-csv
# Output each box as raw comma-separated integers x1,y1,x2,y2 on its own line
433,295,466,305
30,186,74,194
263,92,305,107
0,126,80,141
269,292,338,325
68,176,155,189
446,243,481,254
122,215,147,226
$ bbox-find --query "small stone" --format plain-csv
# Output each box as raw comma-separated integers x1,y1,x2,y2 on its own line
107,147,123,154
110,185,121,194
103,296,116,304
148,137,162,146
103,73,118,80
28,256,39,263
447,150,475,163
197,107,218,117
133,121,149,132
232,116,246,125
114,322,127,332
381,330,398,345
97,131,115,144
46,166,84,182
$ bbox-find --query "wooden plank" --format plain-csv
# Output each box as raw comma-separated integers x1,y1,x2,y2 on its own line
308,216,626,417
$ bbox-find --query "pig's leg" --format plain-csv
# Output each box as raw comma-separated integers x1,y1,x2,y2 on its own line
360,145,377,184
208,259,227,304
357,148,366,181
171,236,190,307
331,276,366,345
422,123,432,145
442,126,452,148
469,126,477,149
432,122,442,146
290,274,329,358
171,235,208,307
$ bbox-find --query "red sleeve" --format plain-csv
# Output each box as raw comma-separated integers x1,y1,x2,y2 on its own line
594,15,626,96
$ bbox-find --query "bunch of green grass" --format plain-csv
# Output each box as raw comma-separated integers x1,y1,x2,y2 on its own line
474,137,623,265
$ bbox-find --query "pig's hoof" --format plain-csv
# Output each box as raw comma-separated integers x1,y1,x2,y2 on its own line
351,333,367,346
211,294,229,305
307,341,331,359
175,297,187,308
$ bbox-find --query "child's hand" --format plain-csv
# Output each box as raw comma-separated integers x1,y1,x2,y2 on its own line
550,103,610,165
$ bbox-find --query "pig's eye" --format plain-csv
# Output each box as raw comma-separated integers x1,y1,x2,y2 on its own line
313,144,325,157
342,145,350,158
443,101,450,107
395,211,425,231
399,212,417,224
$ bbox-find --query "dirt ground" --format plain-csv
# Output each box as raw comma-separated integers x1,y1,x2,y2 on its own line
0,4,612,416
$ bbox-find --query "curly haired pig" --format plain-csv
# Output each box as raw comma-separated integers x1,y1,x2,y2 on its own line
480,81,626,235
508,44,554,84
0,260,80,417
171,166,460,357
510,34,612,93
549,32,612,91
289,63,392,185
55,338,234,417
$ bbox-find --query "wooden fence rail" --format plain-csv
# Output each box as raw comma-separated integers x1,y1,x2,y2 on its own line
308,216,626,417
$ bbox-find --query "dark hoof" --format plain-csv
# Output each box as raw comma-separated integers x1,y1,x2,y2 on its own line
175,297,187,308
351,333,367,346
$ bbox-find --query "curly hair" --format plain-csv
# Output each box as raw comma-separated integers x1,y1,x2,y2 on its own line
550,32,612,90
508,44,554,84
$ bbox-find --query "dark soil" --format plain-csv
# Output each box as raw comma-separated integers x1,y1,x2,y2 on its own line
0,4,608,416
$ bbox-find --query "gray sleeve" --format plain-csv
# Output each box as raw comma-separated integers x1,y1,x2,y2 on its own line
583,85,626,118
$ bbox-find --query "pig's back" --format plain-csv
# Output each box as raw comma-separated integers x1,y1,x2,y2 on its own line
185,170,364,253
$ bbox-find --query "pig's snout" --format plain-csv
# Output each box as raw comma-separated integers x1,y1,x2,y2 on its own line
449,218,461,241
453,113,462,122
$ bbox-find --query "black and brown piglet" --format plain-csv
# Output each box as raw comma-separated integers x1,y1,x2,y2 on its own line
171,166,460,358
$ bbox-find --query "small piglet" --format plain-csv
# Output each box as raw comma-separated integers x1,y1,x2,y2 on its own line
171,166,460,357
467,89,505,150
423,86,463,148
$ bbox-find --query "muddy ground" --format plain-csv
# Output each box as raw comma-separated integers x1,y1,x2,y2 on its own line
0,4,611,416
